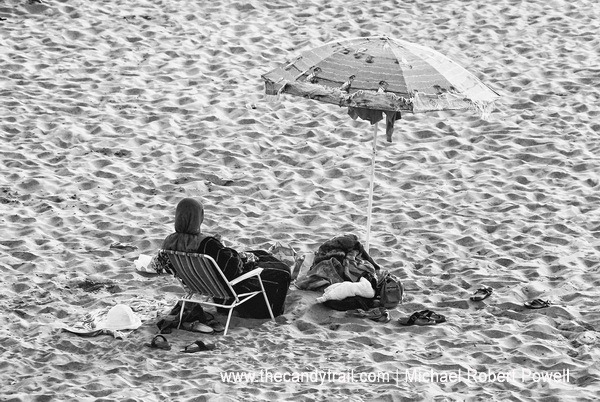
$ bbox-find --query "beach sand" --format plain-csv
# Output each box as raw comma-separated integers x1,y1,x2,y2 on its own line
1,0,599,400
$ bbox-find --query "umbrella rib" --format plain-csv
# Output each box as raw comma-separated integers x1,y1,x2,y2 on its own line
382,38,410,94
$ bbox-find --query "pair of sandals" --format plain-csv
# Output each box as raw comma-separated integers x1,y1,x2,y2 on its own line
145,335,216,353
470,286,551,309
346,307,443,326
400,310,446,326
470,286,493,301
524,298,551,309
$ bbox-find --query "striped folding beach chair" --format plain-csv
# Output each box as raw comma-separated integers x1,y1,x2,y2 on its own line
160,250,275,335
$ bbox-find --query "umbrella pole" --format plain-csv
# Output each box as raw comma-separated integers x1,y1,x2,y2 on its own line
365,122,378,252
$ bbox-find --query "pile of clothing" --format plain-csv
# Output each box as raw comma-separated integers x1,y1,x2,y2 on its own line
296,234,382,311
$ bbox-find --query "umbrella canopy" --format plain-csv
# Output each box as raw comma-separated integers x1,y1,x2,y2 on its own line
261,35,499,250
262,35,499,118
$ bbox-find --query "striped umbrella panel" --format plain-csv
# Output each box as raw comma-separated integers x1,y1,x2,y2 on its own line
263,36,498,102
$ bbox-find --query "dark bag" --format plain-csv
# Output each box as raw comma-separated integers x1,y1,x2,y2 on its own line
377,272,403,309
323,296,375,311
322,272,377,311
234,250,291,319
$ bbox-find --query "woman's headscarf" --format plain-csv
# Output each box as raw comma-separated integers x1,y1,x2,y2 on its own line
161,198,207,252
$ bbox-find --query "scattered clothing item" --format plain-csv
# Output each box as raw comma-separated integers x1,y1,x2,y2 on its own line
69,278,121,293
62,328,109,338
524,299,551,309
110,242,138,251
62,304,143,339
181,340,216,353
470,286,493,301
347,107,401,142
145,335,171,350
400,310,446,326
135,254,161,276
316,277,375,303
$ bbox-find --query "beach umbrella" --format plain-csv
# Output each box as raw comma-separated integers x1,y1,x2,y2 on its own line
261,35,499,251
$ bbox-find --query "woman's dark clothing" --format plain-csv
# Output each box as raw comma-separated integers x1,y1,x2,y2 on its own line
162,235,243,281
162,198,205,251
161,198,243,281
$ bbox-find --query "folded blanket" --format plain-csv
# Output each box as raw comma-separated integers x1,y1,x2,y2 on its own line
316,277,375,303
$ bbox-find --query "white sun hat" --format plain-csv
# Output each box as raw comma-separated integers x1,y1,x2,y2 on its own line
96,304,142,331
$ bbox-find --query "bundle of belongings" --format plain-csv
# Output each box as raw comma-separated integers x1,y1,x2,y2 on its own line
295,234,403,311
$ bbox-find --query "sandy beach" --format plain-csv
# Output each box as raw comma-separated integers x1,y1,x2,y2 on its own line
1,0,599,400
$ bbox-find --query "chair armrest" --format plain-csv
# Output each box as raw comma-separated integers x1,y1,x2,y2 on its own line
229,268,264,286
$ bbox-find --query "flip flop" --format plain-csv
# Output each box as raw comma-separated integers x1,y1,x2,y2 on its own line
524,299,551,309
181,321,214,334
400,310,446,326
206,319,225,333
346,307,386,320
181,340,216,353
202,312,225,333
145,334,171,350
470,286,493,301
372,310,391,323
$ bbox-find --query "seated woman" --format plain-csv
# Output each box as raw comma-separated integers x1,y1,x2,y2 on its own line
160,198,243,280
158,197,290,319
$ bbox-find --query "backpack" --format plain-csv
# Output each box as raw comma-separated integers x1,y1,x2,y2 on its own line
378,272,403,309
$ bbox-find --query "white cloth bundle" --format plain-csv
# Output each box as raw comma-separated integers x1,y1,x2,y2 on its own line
316,277,375,303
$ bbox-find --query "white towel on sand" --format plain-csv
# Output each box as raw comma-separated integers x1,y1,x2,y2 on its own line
316,277,375,303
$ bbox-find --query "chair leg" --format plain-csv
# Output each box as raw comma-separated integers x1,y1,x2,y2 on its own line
223,307,235,336
257,278,275,321
177,300,186,329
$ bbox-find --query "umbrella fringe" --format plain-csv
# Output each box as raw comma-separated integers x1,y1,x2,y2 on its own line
266,78,495,121
277,81,288,96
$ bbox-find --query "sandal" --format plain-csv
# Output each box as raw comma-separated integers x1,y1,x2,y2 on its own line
524,299,551,309
202,312,225,333
181,340,216,353
372,310,391,323
470,286,493,301
145,334,171,350
346,307,386,320
181,321,214,334
206,319,225,333
400,310,446,326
